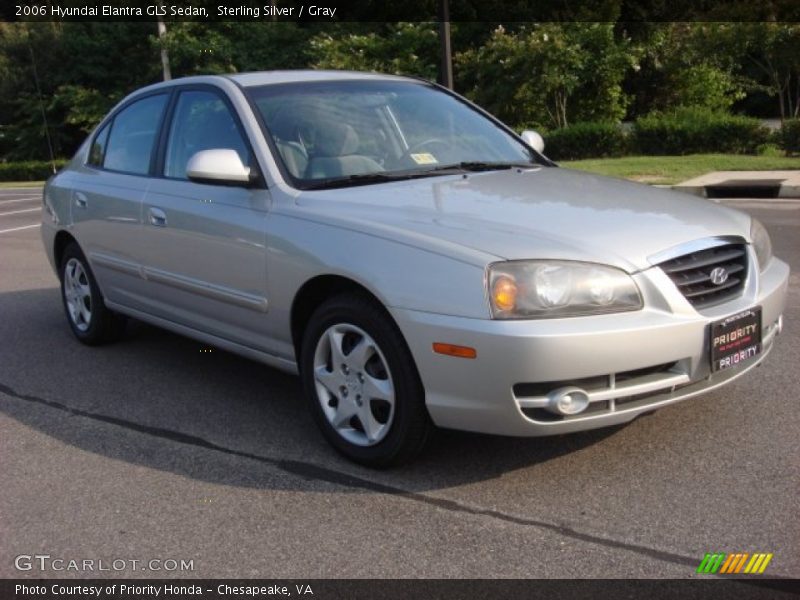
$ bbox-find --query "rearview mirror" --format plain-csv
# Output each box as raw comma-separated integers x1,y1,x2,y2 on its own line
520,130,545,154
186,149,252,185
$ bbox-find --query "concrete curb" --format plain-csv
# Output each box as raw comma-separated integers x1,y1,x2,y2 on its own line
672,170,800,199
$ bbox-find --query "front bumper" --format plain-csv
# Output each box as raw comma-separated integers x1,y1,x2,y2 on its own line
390,253,789,437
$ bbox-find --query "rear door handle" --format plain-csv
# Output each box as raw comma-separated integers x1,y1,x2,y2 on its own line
75,192,88,208
148,207,167,227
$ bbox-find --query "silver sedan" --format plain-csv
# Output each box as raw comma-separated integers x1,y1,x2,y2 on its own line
41,71,789,466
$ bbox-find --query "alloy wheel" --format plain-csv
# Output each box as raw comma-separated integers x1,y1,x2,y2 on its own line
312,323,396,446
64,258,92,332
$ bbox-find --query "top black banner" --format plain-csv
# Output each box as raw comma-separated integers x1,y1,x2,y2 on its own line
3,0,800,22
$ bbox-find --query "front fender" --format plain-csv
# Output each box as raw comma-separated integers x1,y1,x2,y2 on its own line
266,212,490,345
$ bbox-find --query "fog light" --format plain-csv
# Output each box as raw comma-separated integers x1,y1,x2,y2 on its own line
547,387,590,415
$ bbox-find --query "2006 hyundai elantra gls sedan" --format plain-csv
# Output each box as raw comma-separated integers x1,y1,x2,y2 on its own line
41,71,789,466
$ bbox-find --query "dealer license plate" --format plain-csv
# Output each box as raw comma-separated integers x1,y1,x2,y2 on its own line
710,307,762,372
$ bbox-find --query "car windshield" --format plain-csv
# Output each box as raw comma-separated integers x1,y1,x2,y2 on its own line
246,79,541,189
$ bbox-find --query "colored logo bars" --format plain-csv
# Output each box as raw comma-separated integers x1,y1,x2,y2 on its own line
696,552,773,574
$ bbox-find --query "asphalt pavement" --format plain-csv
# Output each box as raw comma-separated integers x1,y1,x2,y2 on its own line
0,187,798,579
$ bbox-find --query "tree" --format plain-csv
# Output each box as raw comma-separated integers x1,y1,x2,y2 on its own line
621,23,746,119
0,22,160,160
456,23,635,129
734,23,800,121
310,22,439,81
0,21,316,161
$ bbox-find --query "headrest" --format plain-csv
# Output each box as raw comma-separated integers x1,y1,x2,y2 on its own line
269,107,303,140
314,122,359,157
268,102,317,141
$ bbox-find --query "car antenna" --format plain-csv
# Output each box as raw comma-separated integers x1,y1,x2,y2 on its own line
25,25,57,175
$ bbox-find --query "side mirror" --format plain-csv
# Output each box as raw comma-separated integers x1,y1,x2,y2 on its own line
521,130,545,154
186,149,252,185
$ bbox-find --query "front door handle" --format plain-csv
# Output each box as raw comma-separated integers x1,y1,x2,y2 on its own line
75,192,88,208
148,207,167,227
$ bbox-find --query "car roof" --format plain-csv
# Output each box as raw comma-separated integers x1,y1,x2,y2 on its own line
227,70,415,87
127,70,421,99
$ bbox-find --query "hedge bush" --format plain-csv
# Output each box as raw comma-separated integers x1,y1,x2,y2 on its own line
632,108,769,155
781,119,800,155
544,122,628,161
0,160,68,181
756,142,782,157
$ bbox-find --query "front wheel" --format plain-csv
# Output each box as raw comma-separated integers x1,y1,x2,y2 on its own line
300,294,432,467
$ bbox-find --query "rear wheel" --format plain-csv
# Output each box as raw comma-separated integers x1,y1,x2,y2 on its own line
60,242,126,345
300,294,431,467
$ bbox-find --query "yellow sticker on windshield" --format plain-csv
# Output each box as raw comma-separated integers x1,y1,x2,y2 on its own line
410,152,438,165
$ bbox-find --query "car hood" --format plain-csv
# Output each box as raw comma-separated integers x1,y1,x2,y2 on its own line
295,167,752,272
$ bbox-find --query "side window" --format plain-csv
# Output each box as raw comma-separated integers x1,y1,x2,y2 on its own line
104,94,168,175
88,123,110,166
165,90,249,179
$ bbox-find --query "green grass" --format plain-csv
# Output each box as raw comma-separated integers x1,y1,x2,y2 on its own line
561,154,800,185
0,180,46,188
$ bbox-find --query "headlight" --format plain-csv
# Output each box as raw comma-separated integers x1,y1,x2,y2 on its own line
750,218,773,272
488,261,642,319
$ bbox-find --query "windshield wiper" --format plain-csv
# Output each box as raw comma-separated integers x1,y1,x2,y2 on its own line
426,161,538,173
301,161,539,190
301,167,471,190
302,171,417,190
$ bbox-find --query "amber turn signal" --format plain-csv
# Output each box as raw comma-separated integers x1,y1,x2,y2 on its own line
492,275,518,312
432,343,477,359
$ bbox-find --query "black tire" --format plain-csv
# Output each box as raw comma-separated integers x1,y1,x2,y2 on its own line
59,242,126,345
300,293,432,467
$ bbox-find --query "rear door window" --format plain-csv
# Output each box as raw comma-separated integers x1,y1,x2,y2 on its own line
103,94,168,175
88,122,110,166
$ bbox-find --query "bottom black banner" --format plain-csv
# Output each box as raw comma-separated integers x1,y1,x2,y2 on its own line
2,579,799,600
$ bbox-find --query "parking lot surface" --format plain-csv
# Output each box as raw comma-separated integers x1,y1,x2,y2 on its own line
1,187,798,579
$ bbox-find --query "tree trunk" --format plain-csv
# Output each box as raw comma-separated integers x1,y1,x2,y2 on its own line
157,13,171,81
775,73,785,123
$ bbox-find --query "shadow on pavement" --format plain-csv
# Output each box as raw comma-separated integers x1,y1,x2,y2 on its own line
0,287,625,494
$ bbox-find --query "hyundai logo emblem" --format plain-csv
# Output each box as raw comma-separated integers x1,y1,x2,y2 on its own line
709,266,729,286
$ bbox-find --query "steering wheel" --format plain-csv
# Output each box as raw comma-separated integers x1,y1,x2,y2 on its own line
395,138,451,166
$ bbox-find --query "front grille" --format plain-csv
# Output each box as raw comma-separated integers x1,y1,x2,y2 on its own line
658,244,747,309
